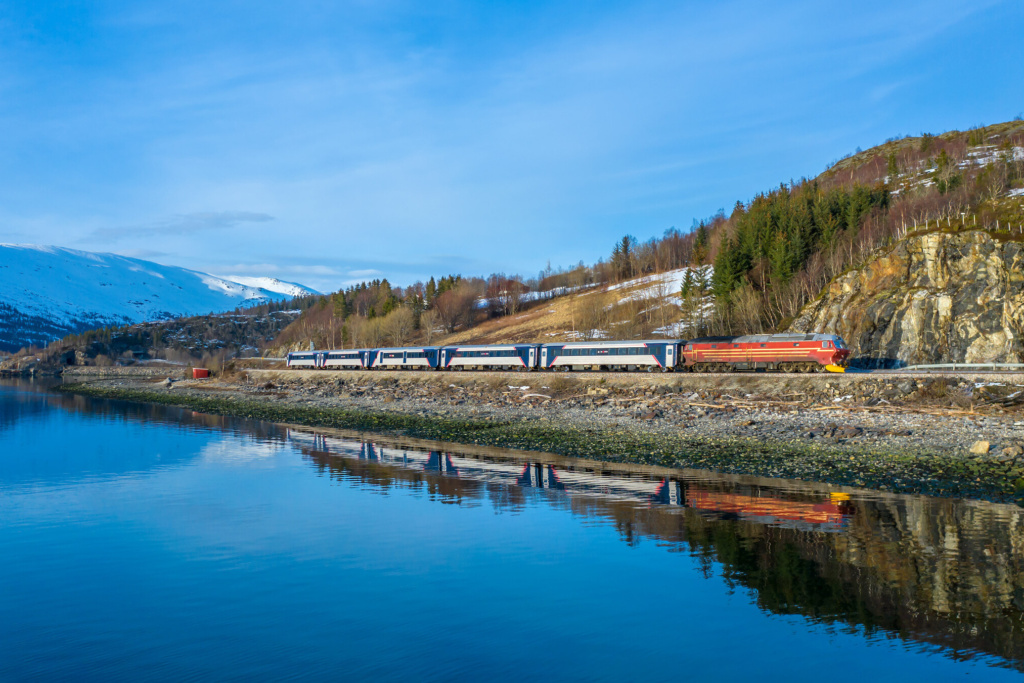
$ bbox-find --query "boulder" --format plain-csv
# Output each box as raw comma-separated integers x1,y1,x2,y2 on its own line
1001,444,1024,458
970,440,992,455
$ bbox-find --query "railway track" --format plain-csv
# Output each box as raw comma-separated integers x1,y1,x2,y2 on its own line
249,367,1024,382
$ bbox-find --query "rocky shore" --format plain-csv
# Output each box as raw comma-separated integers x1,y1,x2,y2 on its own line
59,368,1024,503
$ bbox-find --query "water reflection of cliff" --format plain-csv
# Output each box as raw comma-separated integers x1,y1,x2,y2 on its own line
293,429,1024,672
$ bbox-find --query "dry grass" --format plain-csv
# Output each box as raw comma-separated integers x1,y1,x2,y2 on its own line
437,278,682,346
539,375,581,398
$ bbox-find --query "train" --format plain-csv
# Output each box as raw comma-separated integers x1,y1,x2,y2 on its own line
286,332,850,373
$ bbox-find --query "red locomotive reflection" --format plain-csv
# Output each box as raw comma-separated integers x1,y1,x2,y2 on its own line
654,480,853,530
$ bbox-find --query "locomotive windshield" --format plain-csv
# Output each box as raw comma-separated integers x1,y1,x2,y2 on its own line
834,336,846,348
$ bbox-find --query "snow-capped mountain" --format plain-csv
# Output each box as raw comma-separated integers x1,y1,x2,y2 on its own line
215,276,313,298
0,245,319,351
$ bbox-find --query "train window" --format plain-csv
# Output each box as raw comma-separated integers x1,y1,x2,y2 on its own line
760,344,766,348
822,342,829,348
733,344,739,348
793,343,799,347
711,345,717,349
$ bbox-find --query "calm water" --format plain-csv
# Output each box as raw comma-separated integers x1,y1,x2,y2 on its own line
2,380,1024,681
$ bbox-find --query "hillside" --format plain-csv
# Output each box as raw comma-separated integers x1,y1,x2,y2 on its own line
0,245,318,352
438,267,710,346
270,118,1024,361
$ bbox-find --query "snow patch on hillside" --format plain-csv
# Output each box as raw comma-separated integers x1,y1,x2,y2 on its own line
608,266,713,307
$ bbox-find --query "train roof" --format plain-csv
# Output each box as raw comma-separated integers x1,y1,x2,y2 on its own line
688,333,839,344
541,339,677,347
445,343,536,349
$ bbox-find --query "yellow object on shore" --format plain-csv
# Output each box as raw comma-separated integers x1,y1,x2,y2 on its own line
825,364,846,373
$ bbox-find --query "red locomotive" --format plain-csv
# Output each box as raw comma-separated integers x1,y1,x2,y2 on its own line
681,333,850,373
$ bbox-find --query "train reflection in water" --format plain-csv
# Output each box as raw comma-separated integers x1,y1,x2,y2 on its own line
294,431,854,533
291,428,1024,673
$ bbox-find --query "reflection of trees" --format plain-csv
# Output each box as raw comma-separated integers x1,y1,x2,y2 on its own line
27,387,290,442
304,442,1024,671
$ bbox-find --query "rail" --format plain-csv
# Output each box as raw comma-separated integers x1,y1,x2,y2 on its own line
901,362,1024,372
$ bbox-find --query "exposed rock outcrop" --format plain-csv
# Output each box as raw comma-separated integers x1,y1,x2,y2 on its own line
790,229,1024,365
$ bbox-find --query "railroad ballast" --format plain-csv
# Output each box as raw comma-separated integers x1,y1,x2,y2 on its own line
286,333,850,373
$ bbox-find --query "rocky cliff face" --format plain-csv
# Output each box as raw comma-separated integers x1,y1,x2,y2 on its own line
790,229,1024,365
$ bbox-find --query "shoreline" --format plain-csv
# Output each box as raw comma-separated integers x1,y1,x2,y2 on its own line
57,369,1024,503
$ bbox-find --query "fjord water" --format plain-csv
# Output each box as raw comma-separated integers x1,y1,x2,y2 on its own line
2,381,1023,681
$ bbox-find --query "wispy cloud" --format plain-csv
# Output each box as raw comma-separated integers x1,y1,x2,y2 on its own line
89,211,274,243
347,268,382,278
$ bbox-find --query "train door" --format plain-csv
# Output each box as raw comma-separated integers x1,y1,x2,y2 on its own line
440,349,447,368
666,344,675,368
402,351,407,366
528,347,536,368
541,348,548,367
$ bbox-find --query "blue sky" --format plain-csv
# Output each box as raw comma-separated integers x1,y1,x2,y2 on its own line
0,0,1020,293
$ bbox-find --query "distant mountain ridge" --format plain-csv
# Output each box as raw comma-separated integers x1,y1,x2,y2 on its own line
0,244,318,351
